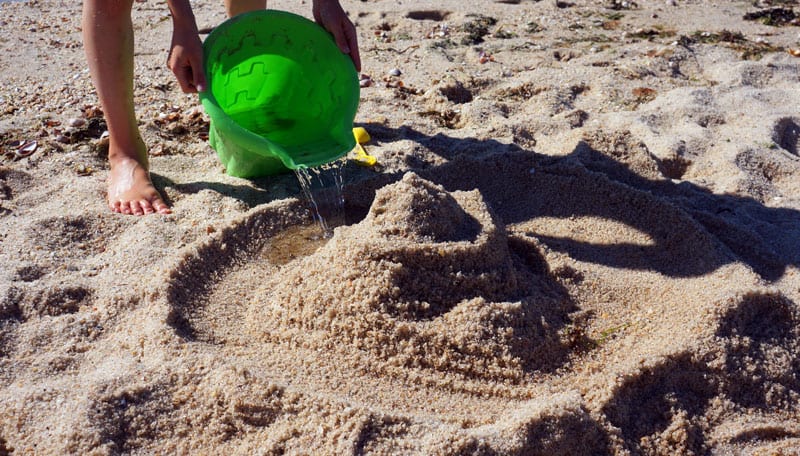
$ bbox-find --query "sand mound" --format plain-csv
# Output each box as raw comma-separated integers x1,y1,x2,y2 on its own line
247,172,572,381
141,151,796,455
369,173,479,242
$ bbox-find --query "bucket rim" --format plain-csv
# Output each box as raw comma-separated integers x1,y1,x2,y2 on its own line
198,9,359,172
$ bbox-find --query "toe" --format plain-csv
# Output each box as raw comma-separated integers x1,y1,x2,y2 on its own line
131,201,145,216
140,199,155,215
152,198,172,215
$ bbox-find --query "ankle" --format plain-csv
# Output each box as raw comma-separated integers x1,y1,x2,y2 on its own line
107,138,149,168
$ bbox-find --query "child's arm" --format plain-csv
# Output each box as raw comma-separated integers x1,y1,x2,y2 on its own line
313,0,361,72
166,0,207,93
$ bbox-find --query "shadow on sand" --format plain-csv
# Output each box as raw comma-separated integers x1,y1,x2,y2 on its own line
165,123,800,281
353,123,799,282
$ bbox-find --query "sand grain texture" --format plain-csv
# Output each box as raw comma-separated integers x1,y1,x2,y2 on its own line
2,0,800,454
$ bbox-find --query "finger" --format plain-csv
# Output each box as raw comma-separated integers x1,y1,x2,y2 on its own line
190,55,207,92
170,56,197,93
329,22,361,72
328,23,351,56
345,24,361,72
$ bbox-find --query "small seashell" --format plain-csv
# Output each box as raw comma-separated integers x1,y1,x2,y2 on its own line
68,117,86,128
16,140,38,158
388,68,402,77
4,141,38,160
83,105,103,118
75,164,95,176
359,77,373,88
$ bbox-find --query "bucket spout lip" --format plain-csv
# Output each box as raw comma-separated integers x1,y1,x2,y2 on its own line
198,9,360,176
200,94,355,171
281,137,354,169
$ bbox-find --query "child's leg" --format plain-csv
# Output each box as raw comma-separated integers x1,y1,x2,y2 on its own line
225,0,266,18
82,0,171,215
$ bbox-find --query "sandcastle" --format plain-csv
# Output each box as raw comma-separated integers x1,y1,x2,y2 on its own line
248,172,573,381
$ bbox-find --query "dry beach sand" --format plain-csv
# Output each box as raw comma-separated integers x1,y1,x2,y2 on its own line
2,0,800,454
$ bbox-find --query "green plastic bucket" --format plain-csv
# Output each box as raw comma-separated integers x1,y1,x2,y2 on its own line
199,10,360,178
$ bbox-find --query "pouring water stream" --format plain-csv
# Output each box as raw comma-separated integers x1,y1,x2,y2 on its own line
293,158,347,238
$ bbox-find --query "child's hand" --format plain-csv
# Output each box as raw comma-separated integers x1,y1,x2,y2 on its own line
167,25,207,93
313,0,361,72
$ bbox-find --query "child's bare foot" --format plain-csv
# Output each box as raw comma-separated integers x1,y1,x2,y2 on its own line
107,156,171,215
